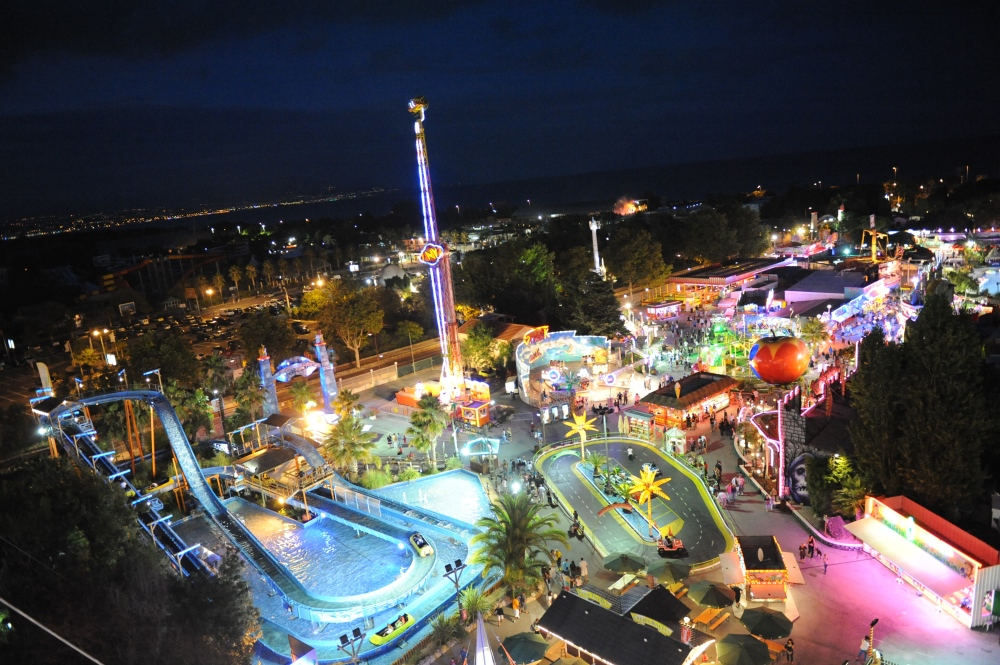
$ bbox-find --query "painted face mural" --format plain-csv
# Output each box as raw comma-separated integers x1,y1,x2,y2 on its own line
787,453,813,504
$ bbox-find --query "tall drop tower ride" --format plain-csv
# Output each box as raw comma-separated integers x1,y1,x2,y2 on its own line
409,98,464,388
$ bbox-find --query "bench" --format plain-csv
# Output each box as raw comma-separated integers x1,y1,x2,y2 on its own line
708,612,730,631
609,574,637,594
674,588,688,599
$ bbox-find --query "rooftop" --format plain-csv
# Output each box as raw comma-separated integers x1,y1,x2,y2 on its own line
668,257,792,286
736,535,786,571
640,372,739,411
784,270,867,295
538,588,706,665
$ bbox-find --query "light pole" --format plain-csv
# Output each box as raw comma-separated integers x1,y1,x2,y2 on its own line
337,628,367,665
368,332,381,368
443,558,468,621
406,329,416,372
593,404,613,487
867,618,879,662
213,389,227,436
205,288,214,309
92,328,109,360
143,368,163,392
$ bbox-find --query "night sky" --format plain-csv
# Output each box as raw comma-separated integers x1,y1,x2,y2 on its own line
2,1,999,218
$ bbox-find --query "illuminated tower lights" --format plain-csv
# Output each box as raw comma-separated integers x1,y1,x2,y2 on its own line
409,98,464,389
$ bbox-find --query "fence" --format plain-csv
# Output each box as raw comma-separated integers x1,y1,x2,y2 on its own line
331,485,382,519
337,364,399,393
397,355,441,378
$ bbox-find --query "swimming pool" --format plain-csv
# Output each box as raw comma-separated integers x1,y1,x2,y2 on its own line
229,499,409,599
374,469,493,526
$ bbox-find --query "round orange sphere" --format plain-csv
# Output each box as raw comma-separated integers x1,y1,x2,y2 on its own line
749,336,810,385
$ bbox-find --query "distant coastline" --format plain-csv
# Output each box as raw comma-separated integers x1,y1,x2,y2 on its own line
4,133,999,237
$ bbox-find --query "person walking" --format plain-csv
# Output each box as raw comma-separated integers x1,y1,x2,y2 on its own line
495,605,505,624
556,549,563,569
857,636,870,662
807,536,815,558
519,592,526,613
798,543,806,561
784,637,794,662
512,595,521,619
579,558,588,584
823,552,829,574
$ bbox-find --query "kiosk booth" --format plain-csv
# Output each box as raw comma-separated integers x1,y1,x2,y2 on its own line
846,495,1000,628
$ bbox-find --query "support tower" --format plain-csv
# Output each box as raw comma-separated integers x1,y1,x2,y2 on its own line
409,98,464,388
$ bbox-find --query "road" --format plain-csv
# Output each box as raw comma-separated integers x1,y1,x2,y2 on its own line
539,440,729,565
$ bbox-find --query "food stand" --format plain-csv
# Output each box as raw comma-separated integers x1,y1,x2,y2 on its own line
639,372,739,433
621,407,653,441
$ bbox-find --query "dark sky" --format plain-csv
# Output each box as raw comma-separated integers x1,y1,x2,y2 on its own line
2,0,999,218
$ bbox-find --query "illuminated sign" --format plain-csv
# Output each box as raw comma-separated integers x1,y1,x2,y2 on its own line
631,613,673,636
576,589,612,609
523,326,549,346
418,243,445,266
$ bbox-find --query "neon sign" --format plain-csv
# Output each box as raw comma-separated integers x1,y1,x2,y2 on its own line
523,326,549,346
418,243,445,266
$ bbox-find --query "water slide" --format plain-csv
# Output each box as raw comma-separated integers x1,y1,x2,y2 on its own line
52,391,432,621
281,431,328,471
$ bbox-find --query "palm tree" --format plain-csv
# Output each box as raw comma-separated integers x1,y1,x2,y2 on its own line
333,388,360,419
234,371,265,420
471,493,567,596
585,451,608,477
277,259,289,284
229,264,243,298
799,317,830,348
833,475,868,520
212,272,226,304
322,414,380,479
165,380,213,439
289,380,315,417
407,395,448,470
564,412,597,459
245,263,258,293
261,261,275,287
459,586,501,625
628,466,671,538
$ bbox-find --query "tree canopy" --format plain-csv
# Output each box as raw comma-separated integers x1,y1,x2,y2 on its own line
605,228,671,298
237,310,295,360
849,296,994,514
0,458,259,665
126,330,200,387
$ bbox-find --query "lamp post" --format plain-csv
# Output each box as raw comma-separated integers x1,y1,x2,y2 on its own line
867,618,879,662
205,288,214,309
214,389,227,436
443,558,468,621
593,404,614,486
368,332,381,368
143,368,163,392
337,628,367,665
92,329,108,359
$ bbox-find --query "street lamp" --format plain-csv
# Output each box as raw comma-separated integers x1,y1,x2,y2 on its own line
92,328,109,359
337,628,366,665
143,368,163,392
444,558,468,621
214,389,227,436
368,332,380,368
592,404,614,489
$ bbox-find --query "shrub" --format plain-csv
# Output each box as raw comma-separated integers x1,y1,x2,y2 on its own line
429,612,462,646
444,456,463,471
358,468,393,489
397,467,421,482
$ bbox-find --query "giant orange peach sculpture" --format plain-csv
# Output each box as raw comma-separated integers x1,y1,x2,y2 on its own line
749,336,810,385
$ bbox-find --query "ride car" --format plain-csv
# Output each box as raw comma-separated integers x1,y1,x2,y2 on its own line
409,532,433,557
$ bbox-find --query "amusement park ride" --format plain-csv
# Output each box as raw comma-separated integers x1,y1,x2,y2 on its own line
396,98,492,426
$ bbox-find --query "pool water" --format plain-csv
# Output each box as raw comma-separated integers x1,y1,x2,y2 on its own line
375,469,493,526
229,499,407,599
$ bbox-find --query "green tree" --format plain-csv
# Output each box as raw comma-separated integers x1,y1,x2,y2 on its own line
407,395,448,470
233,369,264,421
719,202,770,257
127,331,200,387
0,458,259,665
202,352,232,398
832,475,868,520
237,310,295,360
605,228,671,299
470,493,566,596
452,239,557,323
228,264,243,297
245,263,258,293
798,317,830,347
849,327,906,496
805,456,833,515
397,320,424,369
76,347,104,377
560,269,627,337
313,282,384,368
262,261,275,286
322,414,380,479
212,272,226,304
165,380,213,439
684,208,739,263
333,388,361,419
459,586,502,625
462,321,504,373
289,380,315,417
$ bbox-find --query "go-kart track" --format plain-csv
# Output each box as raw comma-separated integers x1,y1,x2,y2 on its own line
537,438,732,566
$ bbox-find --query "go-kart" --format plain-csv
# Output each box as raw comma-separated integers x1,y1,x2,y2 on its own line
657,537,687,558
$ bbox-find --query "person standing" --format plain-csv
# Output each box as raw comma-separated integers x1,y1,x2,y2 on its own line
518,592,526,615
807,536,815,558
784,637,794,662
798,543,806,561
823,552,829,574
579,558,588,584
512,595,520,619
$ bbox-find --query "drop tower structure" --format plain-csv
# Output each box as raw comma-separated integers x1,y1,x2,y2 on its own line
409,98,464,392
